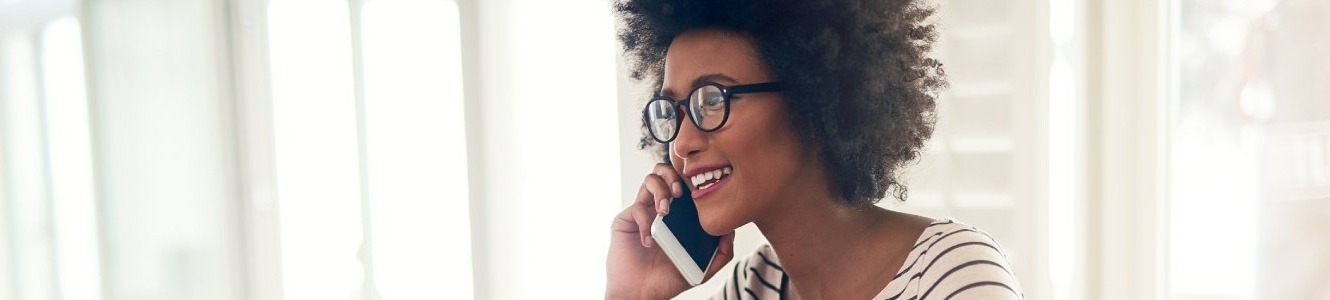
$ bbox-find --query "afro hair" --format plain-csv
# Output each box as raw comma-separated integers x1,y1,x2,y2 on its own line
615,0,946,206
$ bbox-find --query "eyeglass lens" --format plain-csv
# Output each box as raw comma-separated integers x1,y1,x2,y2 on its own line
646,99,678,142
646,85,729,142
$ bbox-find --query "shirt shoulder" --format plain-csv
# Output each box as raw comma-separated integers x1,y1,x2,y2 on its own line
877,219,1023,300
711,219,1023,300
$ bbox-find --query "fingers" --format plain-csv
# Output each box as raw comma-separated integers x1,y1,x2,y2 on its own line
641,172,673,216
650,163,685,214
632,184,659,248
623,163,686,248
703,231,737,280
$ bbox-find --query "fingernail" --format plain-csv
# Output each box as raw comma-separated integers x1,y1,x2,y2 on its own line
661,199,670,214
644,236,654,248
672,182,682,197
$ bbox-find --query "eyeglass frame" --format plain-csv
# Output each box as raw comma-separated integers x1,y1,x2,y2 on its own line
642,81,782,143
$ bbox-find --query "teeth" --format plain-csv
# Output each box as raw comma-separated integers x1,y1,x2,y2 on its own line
690,166,733,190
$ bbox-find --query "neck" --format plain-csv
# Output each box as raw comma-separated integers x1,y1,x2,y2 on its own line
752,173,892,299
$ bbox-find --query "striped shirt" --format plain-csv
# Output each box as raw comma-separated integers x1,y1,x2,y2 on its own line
712,219,1022,300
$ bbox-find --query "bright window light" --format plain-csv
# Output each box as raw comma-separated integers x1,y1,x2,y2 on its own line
359,0,473,298
2,28,57,300
1046,0,1078,298
267,1,366,299
40,16,103,300
502,1,620,297
1164,1,1291,298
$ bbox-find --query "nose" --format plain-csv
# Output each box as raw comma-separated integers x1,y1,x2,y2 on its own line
671,113,707,160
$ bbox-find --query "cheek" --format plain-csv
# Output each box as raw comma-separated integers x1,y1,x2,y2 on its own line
732,106,804,194
699,102,804,232
729,138,800,211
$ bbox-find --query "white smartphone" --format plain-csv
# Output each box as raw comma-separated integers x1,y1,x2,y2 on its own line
650,185,721,286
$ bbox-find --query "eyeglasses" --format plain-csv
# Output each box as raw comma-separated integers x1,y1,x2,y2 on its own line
642,81,781,143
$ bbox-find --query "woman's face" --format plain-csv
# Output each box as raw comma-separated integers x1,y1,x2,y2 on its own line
664,28,815,235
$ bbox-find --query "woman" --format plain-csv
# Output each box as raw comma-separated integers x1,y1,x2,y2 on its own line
605,0,1022,299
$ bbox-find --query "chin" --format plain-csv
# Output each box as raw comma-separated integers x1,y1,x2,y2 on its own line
698,207,740,236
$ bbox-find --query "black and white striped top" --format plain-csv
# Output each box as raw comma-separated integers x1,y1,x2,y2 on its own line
711,219,1022,300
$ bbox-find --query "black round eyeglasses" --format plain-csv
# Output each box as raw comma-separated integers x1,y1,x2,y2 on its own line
642,81,781,143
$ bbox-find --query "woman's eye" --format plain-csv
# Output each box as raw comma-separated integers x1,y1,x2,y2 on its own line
704,92,724,106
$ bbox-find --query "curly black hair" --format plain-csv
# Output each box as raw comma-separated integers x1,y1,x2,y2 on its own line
615,0,945,206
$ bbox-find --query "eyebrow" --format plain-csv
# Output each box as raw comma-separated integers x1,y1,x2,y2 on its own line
659,73,740,98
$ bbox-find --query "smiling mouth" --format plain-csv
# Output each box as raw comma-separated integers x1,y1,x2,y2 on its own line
689,166,733,191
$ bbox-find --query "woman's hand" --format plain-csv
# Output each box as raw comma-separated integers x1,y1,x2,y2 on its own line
606,163,736,299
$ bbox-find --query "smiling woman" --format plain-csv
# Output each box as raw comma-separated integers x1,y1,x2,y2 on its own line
605,1,1023,299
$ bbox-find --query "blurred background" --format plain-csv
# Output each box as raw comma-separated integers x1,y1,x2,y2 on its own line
0,0,1327,299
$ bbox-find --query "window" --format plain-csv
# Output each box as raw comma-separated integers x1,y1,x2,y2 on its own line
1166,0,1330,298
4,0,620,298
